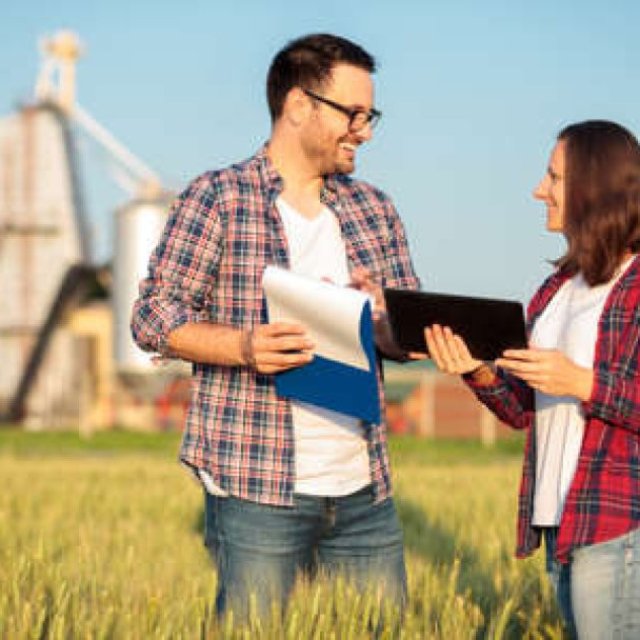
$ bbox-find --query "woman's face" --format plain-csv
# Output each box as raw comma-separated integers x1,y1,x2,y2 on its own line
533,140,566,232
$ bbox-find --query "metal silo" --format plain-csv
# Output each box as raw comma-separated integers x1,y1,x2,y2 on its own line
112,195,172,376
0,103,90,424
1,30,188,427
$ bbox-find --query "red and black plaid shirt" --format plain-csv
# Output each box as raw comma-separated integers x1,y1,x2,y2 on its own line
131,145,420,506
467,256,640,562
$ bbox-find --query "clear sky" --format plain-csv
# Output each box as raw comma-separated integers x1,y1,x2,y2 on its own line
2,1,639,302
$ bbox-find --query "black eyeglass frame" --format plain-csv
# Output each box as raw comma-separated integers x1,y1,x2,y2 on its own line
302,89,382,132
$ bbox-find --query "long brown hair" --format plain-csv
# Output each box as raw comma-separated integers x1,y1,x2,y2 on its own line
555,120,640,285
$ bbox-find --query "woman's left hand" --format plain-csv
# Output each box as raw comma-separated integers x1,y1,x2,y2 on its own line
496,348,594,401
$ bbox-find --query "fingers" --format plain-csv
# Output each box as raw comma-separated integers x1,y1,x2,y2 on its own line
424,325,482,374
424,326,447,370
258,322,308,337
349,266,372,285
250,323,315,374
495,358,541,375
348,267,372,293
254,351,314,374
451,332,474,362
496,349,585,397
496,349,555,375
500,349,542,362
349,268,384,311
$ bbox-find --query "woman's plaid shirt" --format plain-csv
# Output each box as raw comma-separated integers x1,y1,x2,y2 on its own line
467,256,640,562
131,146,420,506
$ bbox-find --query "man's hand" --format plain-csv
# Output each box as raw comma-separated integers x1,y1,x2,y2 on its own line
244,322,315,374
349,267,424,361
496,348,593,401
350,266,385,317
167,321,314,372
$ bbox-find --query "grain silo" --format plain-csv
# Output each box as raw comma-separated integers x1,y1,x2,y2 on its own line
113,195,171,376
0,31,186,431
0,101,94,425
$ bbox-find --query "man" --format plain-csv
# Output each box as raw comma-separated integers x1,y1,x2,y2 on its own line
131,33,419,619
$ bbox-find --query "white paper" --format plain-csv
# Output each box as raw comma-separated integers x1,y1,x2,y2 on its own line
262,266,370,371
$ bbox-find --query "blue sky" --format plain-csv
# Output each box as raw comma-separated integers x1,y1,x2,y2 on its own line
2,1,639,302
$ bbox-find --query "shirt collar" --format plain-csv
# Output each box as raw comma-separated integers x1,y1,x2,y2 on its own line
255,143,344,207
255,144,283,198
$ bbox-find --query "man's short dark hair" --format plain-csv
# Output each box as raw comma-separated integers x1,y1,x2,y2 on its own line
266,33,376,123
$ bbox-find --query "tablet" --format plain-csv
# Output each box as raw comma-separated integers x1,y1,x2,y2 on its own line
383,288,527,361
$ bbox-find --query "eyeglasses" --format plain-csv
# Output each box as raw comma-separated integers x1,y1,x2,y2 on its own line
302,89,382,133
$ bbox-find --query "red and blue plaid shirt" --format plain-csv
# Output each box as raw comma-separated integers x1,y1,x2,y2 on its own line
131,145,419,506
467,256,640,562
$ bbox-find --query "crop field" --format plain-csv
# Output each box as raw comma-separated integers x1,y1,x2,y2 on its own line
0,431,563,639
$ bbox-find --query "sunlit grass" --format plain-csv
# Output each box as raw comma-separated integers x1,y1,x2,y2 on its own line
0,434,563,638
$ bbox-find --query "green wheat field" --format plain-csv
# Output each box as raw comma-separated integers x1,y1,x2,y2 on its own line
0,430,564,639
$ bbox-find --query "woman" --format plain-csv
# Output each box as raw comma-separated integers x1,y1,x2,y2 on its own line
425,120,640,639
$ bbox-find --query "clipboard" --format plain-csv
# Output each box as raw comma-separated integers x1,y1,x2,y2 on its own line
263,266,381,423
383,288,527,361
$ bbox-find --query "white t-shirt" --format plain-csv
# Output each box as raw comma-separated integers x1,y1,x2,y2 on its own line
276,197,371,496
531,258,633,526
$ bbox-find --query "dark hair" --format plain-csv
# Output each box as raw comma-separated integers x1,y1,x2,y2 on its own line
266,33,376,123
555,120,640,285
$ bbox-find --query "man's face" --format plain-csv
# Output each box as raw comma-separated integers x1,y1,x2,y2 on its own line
300,64,376,176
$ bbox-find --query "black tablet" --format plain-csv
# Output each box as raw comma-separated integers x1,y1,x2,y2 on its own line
383,288,527,361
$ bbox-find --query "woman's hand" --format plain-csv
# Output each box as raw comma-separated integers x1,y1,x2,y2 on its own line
424,324,483,374
496,348,593,401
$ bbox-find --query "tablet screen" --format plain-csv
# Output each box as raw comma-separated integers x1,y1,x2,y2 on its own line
383,288,527,361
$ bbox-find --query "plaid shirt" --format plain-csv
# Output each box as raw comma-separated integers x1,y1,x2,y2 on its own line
467,256,640,562
131,145,419,506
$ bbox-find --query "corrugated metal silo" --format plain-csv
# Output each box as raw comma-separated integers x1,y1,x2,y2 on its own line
113,196,172,376
0,103,89,424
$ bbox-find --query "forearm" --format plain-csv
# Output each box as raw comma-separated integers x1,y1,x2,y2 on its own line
168,322,246,366
168,321,314,374
464,366,534,430
374,313,407,361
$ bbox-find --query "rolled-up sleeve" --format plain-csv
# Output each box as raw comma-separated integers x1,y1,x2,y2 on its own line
580,299,640,435
464,370,534,430
381,198,420,290
131,174,225,356
583,363,640,435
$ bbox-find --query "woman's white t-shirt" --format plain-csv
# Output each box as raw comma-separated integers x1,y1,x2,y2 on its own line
531,258,633,525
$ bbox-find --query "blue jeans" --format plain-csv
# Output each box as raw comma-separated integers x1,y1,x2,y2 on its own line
204,484,407,619
544,527,640,639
